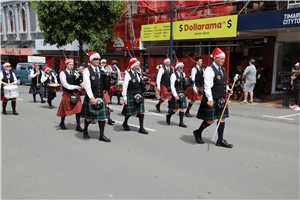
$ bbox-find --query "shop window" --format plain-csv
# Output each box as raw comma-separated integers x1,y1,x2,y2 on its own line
22,9,26,32
9,11,14,33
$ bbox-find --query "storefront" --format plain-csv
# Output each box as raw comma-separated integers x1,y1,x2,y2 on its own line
1,48,33,69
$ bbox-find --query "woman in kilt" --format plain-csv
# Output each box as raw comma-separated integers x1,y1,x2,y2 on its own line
166,62,188,128
194,48,233,148
41,66,58,109
184,56,204,117
80,52,112,142
29,63,46,103
57,58,83,132
121,59,149,134
1,62,19,115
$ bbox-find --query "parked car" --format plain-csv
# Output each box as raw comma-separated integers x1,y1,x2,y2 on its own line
15,63,56,85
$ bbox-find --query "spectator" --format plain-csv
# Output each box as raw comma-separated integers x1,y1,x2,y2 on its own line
241,59,256,104
290,62,299,109
254,66,264,101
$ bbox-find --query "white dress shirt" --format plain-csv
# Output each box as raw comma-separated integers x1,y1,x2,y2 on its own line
83,65,101,99
170,71,183,97
30,68,46,81
191,65,204,91
122,69,140,101
59,69,78,91
204,62,229,101
156,65,174,89
0,70,18,85
41,72,58,84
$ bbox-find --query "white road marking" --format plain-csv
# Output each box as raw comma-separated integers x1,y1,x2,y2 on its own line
278,113,300,118
109,106,165,117
17,98,23,100
262,115,294,120
114,120,156,132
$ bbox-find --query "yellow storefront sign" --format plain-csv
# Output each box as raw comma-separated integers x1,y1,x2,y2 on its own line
141,15,238,41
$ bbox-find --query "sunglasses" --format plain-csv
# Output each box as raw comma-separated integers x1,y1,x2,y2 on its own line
101,62,107,63
93,58,101,61
178,67,184,69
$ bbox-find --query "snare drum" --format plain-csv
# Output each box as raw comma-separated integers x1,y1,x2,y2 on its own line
115,81,124,92
4,85,19,99
49,83,60,91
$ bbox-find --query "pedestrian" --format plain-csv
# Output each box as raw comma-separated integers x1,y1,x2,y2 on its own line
193,47,233,148
254,65,264,101
290,62,299,109
184,56,204,117
41,66,58,109
29,63,46,103
241,59,256,104
291,62,300,111
57,58,83,132
0,62,19,115
80,52,112,142
166,62,188,128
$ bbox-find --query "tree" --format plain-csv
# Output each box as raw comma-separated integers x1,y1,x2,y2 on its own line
31,1,127,63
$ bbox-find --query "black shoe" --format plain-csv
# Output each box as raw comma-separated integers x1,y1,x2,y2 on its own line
193,130,204,144
59,123,67,130
108,119,115,125
166,114,171,124
83,130,90,139
122,122,130,131
33,100,37,103
138,128,149,134
110,109,114,112
185,112,192,117
76,126,83,132
216,139,233,148
156,104,161,112
41,100,46,103
2,110,7,115
49,106,53,109
99,135,111,142
117,102,122,105
179,122,187,128
136,113,140,118
13,111,19,115
91,119,96,124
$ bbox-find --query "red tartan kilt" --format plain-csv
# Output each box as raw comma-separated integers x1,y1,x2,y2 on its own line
104,90,111,104
1,90,16,101
185,86,202,100
160,85,172,99
57,91,82,117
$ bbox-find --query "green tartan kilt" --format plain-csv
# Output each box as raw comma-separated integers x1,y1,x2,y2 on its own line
121,94,145,116
196,96,229,120
169,90,187,109
43,86,56,98
80,95,108,120
29,85,43,95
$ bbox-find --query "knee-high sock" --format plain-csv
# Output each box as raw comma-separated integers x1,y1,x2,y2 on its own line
48,98,53,107
179,112,184,123
60,116,65,124
39,94,44,101
168,100,171,112
157,98,164,105
107,107,111,120
124,115,130,125
98,121,105,137
2,102,7,111
217,122,225,141
11,101,16,111
84,119,91,132
186,103,193,112
75,113,81,127
33,94,36,101
139,114,144,129
117,93,121,103
198,120,211,135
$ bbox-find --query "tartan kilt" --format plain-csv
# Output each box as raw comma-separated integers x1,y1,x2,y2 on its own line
1,89,16,101
196,96,229,120
121,94,145,116
80,95,107,120
169,91,187,109
104,90,111,104
43,86,56,98
57,91,82,117
29,85,43,95
185,86,203,101
160,85,172,99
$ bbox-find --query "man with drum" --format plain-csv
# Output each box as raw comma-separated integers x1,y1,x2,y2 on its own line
155,58,174,113
57,58,83,132
184,56,204,117
0,62,19,115
41,66,58,109
29,63,46,103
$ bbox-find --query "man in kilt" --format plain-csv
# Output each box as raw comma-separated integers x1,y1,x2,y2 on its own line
185,56,204,117
194,48,233,148
121,59,149,134
29,63,46,103
166,62,188,128
41,66,58,109
155,58,174,112
1,62,19,115
80,52,112,142
57,58,83,132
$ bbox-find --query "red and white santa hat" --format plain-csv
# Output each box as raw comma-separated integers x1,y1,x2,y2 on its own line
65,58,74,65
164,58,170,63
3,62,11,67
175,62,184,69
130,57,138,62
295,62,299,67
44,66,50,71
33,62,39,66
100,59,107,63
126,59,140,71
88,52,100,63
210,47,225,58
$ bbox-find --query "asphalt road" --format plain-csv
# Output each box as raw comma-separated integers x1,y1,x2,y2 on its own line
2,84,299,199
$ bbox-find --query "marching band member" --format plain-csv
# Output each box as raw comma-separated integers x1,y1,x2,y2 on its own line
194,48,233,148
185,56,204,117
155,58,174,112
110,60,122,105
166,62,188,128
41,66,58,109
0,62,18,115
121,59,149,134
80,52,112,142
57,58,83,132
29,63,46,103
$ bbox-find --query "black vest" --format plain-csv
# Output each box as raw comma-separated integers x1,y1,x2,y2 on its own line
88,66,104,98
127,71,142,95
194,66,204,87
1,71,14,89
63,70,77,94
44,72,55,85
174,72,184,93
209,64,227,100
161,66,173,87
31,68,42,86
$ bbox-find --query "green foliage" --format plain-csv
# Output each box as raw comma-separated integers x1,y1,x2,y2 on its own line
31,1,127,53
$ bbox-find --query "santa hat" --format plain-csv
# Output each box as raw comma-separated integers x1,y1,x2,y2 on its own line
111,60,118,65
65,58,74,65
175,62,184,69
130,57,138,62
33,62,39,66
164,58,170,63
3,62,11,67
44,66,50,71
210,48,225,58
101,59,107,63
126,59,140,71
295,63,299,67
88,52,100,63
